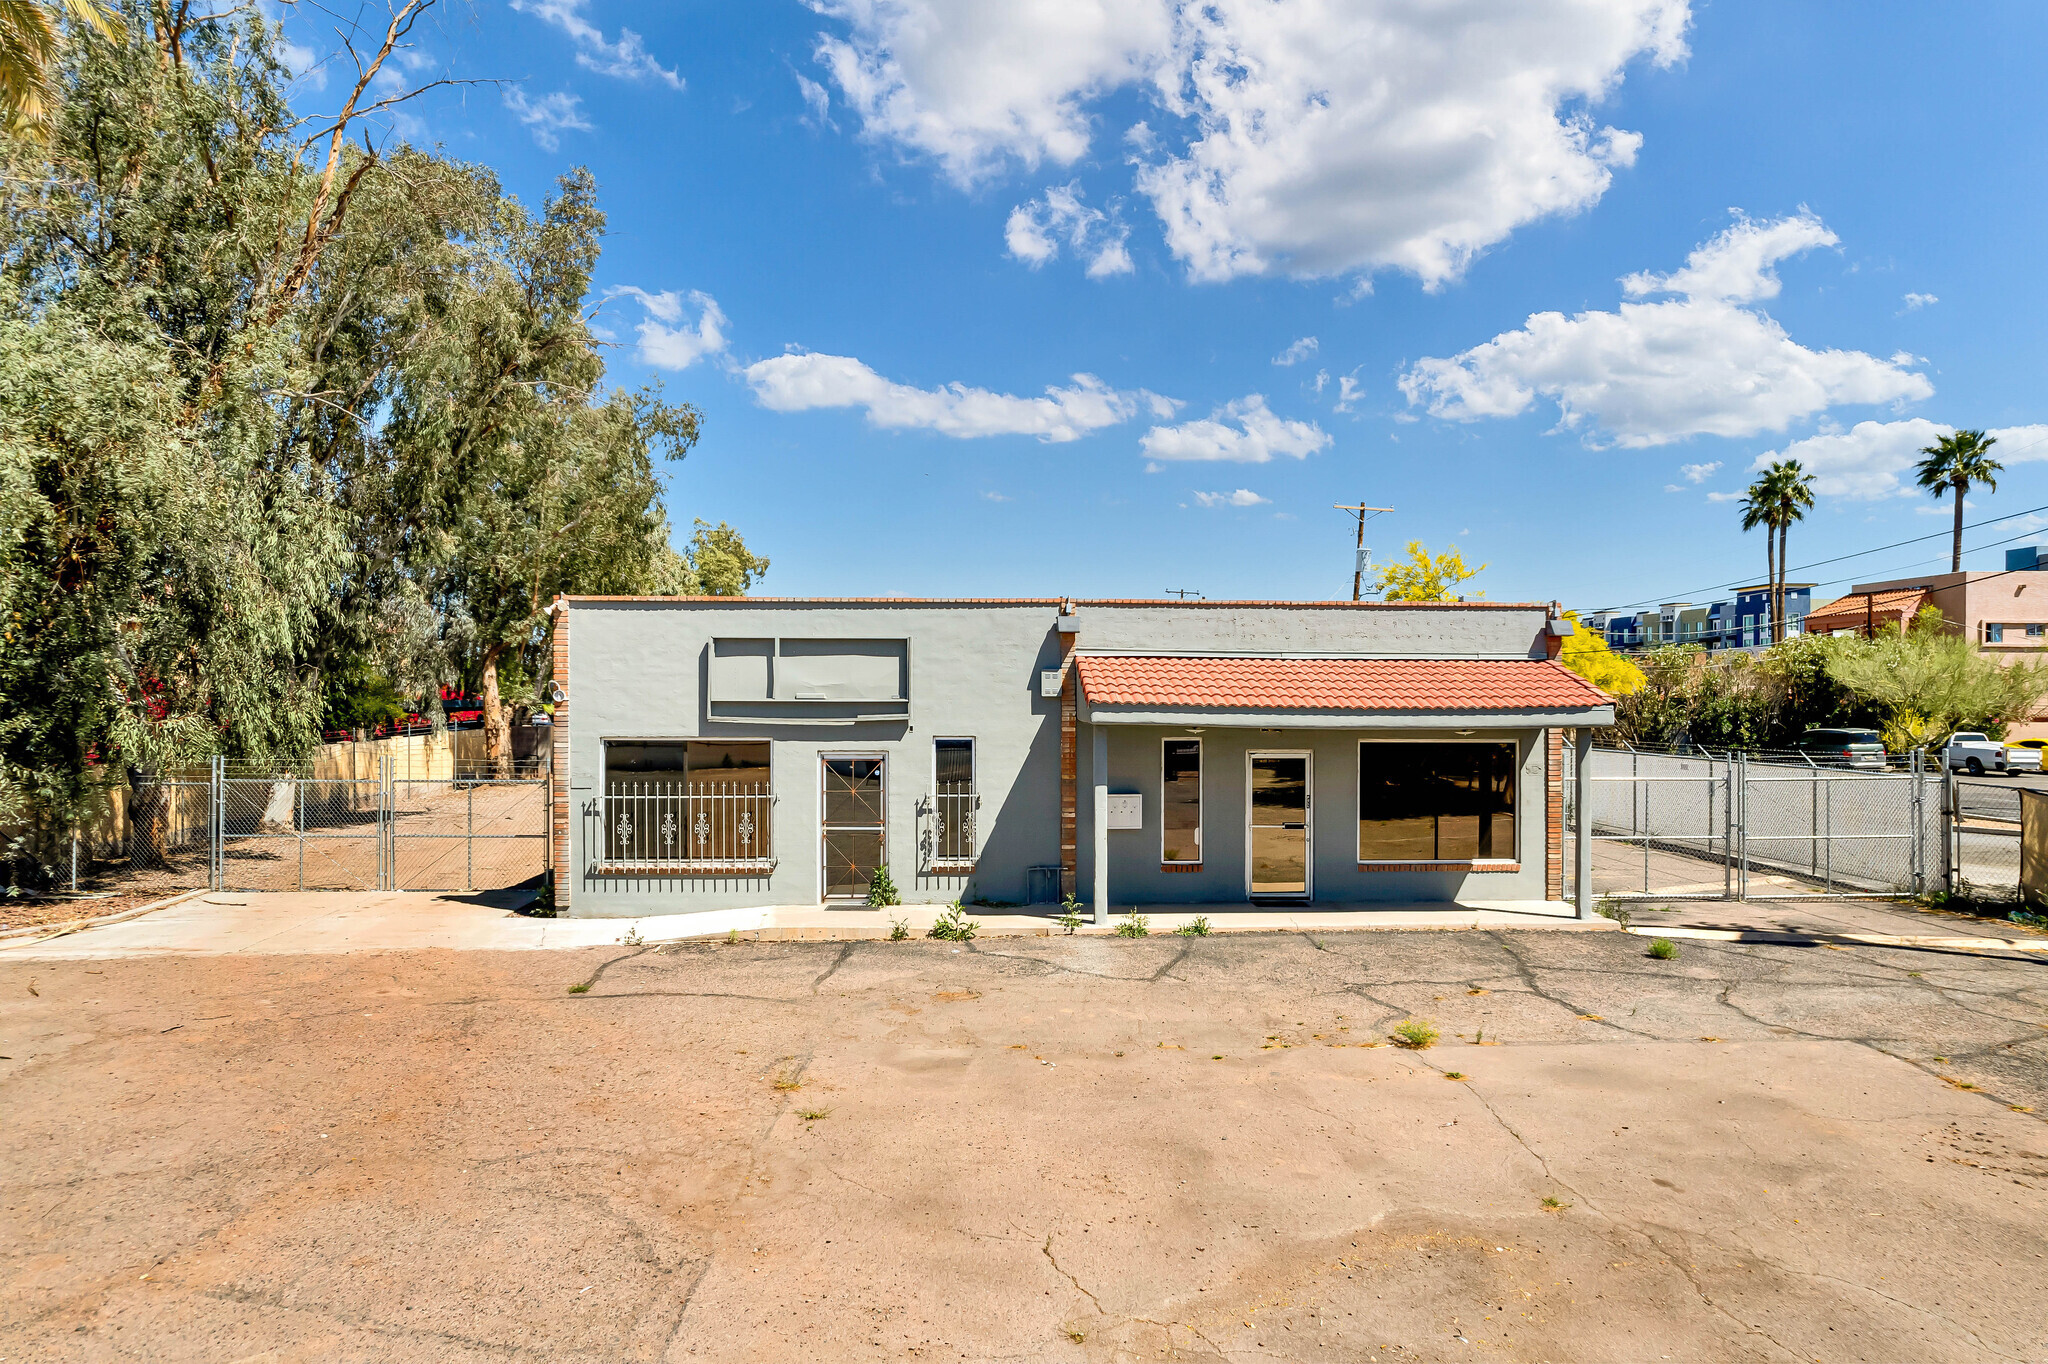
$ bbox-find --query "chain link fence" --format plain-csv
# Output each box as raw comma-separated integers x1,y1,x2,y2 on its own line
46,757,547,898
1566,743,1945,901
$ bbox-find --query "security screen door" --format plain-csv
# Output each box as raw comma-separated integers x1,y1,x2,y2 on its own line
1248,753,1312,898
821,755,886,899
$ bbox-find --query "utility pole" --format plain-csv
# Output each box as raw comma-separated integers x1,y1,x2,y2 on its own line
1334,504,1394,601
1163,588,1204,600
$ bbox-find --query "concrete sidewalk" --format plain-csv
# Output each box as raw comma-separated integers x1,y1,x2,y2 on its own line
0,891,1609,959
7,885,2040,960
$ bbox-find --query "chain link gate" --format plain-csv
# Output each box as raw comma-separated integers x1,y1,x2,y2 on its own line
1565,743,1946,902
214,758,549,893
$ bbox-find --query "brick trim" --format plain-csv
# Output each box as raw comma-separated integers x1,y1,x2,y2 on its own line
1160,862,1203,874
551,600,571,913
1545,728,1564,901
1358,861,1520,873
1059,630,1077,899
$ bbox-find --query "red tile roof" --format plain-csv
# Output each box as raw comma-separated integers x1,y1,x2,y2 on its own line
1802,589,1930,634
1074,656,1611,712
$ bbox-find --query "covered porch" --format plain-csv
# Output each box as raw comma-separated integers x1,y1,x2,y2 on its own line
1070,654,1615,923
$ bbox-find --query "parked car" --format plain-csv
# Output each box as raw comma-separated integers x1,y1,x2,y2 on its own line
1791,728,1887,770
1938,732,2044,777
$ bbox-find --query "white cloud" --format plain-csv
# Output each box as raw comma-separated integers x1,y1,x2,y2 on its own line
1139,395,1331,463
809,0,1174,185
607,288,728,370
1311,369,1328,394
1334,374,1365,414
1398,213,1934,447
1620,212,1835,303
809,0,1689,288
509,0,683,89
503,88,593,151
795,72,835,127
1903,292,1938,311
1194,488,1270,507
1004,183,1133,277
1273,337,1318,367
743,351,1140,442
982,490,1012,501
1680,461,1720,483
1663,484,1684,493
1750,421,2048,501
1704,490,1741,503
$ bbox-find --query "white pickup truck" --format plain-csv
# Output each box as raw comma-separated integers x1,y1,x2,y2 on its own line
1939,732,2044,777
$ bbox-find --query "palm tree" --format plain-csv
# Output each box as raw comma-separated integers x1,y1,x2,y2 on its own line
1916,429,2002,573
0,0,122,139
1739,460,1816,644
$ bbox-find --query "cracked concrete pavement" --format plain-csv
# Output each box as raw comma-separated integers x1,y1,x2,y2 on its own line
3,926,2046,1362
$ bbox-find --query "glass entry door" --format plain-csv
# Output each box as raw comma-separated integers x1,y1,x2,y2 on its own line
1248,753,1311,898
821,755,886,900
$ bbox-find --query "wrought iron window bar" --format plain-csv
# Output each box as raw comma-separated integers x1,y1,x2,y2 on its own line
600,781,776,873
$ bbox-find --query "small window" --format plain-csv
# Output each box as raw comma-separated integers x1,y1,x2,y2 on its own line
604,740,771,865
1359,742,1515,862
933,738,976,864
1162,739,1202,863
2029,624,2045,638
1986,623,2006,644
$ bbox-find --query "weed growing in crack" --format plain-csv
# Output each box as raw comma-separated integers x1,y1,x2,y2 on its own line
888,917,910,941
1445,1071,1467,1080
1115,911,1151,938
566,982,590,994
1175,915,1212,937
1391,1019,1439,1050
798,1108,829,1121
1541,1196,1570,1213
929,903,980,941
726,928,741,945
1594,895,1631,931
772,1069,804,1092
1647,937,1678,960
619,924,645,947
1057,893,1084,934
1066,1328,1086,1343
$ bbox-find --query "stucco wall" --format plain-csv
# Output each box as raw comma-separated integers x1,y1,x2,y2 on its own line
562,598,1567,915
1078,724,1549,904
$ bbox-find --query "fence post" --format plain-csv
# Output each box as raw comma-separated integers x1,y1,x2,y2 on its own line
467,781,475,891
1722,759,1734,899
1736,751,1749,901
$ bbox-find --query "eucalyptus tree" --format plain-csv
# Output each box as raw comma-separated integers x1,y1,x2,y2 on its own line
1915,430,2001,573
0,4,760,878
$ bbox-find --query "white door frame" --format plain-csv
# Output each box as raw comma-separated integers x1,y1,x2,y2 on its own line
818,751,888,902
1245,749,1313,901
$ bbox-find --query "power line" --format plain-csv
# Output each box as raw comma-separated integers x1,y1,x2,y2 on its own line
1579,501,2048,616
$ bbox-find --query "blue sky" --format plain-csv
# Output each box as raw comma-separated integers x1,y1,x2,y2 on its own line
295,1,2048,611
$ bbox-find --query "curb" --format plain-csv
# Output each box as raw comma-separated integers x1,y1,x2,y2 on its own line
1626,924,2048,952
660,918,1621,944
0,887,212,946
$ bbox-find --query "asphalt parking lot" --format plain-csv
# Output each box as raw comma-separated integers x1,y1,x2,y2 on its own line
4,927,2046,1362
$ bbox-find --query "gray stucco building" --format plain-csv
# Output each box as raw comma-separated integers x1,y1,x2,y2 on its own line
548,596,1613,919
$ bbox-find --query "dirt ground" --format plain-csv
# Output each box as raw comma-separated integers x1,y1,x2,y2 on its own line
3,929,2046,1363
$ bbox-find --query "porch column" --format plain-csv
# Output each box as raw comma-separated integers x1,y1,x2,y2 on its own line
1092,724,1109,926
1574,727,1593,919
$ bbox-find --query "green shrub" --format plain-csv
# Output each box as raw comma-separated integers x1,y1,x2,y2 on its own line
1114,911,1150,938
1391,1019,1439,1050
1056,892,1084,934
1175,915,1211,937
928,902,980,941
1647,937,1678,960
866,865,901,908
